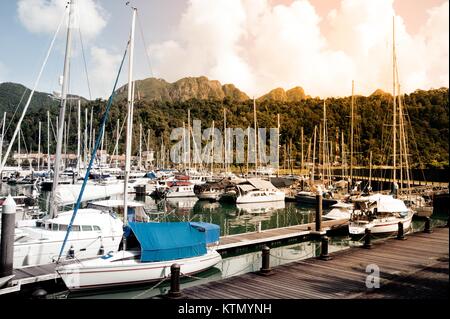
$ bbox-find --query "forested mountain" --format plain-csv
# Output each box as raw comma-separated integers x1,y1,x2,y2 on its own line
0,79,448,168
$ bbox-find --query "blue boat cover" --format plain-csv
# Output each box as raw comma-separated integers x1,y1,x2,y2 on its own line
189,222,220,244
144,171,157,179
127,222,207,262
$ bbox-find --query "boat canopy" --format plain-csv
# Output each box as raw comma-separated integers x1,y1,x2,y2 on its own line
377,197,409,213
189,222,220,244
127,222,207,262
54,182,124,206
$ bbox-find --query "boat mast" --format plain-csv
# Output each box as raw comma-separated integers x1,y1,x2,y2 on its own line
369,150,372,190
77,99,81,172
115,118,120,168
301,126,304,174
38,121,41,171
277,114,280,177
123,6,137,250
0,112,6,165
392,16,397,184
187,109,191,172
311,126,317,183
323,100,326,186
50,0,75,217
350,80,354,185
47,111,50,171
223,108,227,174
139,122,142,170
211,120,214,174
18,128,21,169
253,98,258,176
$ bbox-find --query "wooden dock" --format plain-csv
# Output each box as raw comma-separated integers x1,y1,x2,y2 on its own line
0,219,347,296
217,219,347,252
331,173,448,188
177,227,449,299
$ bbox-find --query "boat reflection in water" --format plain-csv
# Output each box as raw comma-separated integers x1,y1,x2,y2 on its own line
236,201,286,215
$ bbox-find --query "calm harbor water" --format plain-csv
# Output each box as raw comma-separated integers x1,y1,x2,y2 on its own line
1,183,447,299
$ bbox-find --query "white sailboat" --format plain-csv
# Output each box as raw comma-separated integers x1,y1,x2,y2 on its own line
0,1,124,268
349,18,415,236
57,6,221,291
349,194,414,235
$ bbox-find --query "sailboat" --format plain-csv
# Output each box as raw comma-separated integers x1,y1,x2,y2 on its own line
0,1,124,268
56,6,221,291
348,17,414,236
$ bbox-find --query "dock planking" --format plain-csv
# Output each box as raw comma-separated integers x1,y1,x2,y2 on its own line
178,227,449,299
217,218,348,251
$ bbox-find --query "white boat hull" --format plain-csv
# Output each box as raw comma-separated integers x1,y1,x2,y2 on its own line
57,250,222,291
349,213,414,236
236,192,285,204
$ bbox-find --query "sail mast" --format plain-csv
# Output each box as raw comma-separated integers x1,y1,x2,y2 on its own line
0,112,6,165
123,7,137,246
350,80,354,184
47,111,50,171
392,16,397,183
38,121,41,171
50,0,75,217
77,99,81,172
253,98,258,176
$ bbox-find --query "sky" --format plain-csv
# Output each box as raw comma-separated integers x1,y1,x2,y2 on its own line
0,0,448,99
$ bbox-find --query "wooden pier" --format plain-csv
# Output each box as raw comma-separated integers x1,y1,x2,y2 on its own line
217,219,347,252
330,173,448,188
176,227,449,299
0,219,347,296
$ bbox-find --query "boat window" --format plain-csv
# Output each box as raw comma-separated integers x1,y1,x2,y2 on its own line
93,225,101,231
82,225,93,231
59,224,68,231
52,223,58,231
72,225,81,231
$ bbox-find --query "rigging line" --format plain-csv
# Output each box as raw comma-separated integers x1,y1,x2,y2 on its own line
136,11,154,77
20,127,29,155
78,27,92,101
0,5,67,173
57,40,129,262
4,88,28,136
50,116,58,142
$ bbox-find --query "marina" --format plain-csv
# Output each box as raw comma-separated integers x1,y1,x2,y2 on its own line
0,0,448,306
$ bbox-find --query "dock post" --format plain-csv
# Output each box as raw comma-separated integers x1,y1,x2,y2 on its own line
363,228,372,249
319,236,332,260
1,195,16,278
396,222,406,240
260,245,272,274
423,217,432,233
168,263,181,298
315,192,322,231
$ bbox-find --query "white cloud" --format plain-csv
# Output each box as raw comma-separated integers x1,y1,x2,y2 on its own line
149,0,449,98
89,46,122,98
17,0,108,40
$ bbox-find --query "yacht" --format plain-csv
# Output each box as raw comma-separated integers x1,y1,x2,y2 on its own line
12,209,123,268
165,182,196,198
349,194,414,237
235,179,285,204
